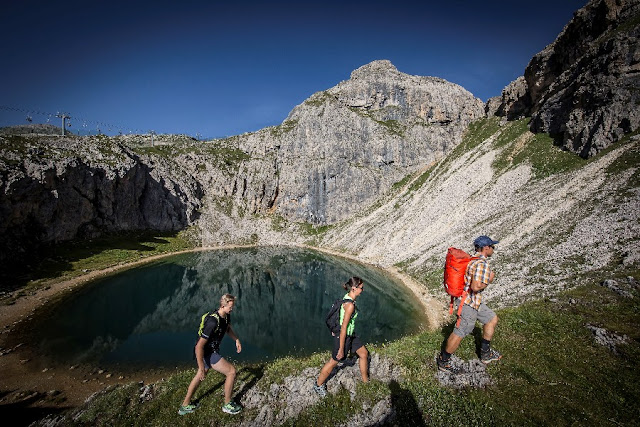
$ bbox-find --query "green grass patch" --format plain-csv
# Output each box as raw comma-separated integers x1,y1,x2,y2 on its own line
345,107,406,137
492,119,586,179
298,221,334,247
298,222,333,236
261,353,327,390
271,214,289,232
406,164,436,194
484,283,640,425
450,117,501,160
604,132,640,189
304,91,334,107
608,12,640,38
375,119,405,137
420,268,445,293
492,117,530,149
375,278,640,425
270,119,299,138
391,172,416,191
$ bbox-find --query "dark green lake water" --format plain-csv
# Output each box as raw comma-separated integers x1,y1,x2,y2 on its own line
34,247,426,371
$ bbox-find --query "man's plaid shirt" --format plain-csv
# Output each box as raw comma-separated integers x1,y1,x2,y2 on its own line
463,254,492,309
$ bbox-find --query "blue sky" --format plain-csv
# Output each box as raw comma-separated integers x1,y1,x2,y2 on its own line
0,0,587,139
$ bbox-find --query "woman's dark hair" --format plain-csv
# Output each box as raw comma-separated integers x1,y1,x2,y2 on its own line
342,276,363,291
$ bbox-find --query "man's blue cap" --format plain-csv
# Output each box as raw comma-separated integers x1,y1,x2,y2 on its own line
474,235,499,248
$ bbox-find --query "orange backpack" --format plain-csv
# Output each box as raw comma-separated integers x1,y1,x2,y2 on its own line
443,247,478,326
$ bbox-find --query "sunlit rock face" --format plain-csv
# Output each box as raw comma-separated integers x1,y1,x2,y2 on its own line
226,60,484,224
0,60,484,261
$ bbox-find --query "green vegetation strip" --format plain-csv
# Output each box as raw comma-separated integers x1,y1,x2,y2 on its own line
491,118,585,179
56,275,639,426
2,230,197,302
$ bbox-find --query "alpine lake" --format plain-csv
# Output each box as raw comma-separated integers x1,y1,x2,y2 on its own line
29,247,428,373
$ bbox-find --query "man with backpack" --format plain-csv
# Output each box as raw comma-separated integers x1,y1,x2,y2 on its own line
438,236,502,372
179,293,243,415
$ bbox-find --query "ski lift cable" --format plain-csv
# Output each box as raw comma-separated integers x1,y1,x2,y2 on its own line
0,104,197,136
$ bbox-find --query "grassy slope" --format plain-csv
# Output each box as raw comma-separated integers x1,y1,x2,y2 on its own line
31,120,640,426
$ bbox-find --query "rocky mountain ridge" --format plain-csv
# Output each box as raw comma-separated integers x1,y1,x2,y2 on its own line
488,0,640,158
1,0,638,304
0,58,485,268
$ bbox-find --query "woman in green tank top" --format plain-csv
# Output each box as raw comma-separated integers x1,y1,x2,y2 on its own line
313,277,369,398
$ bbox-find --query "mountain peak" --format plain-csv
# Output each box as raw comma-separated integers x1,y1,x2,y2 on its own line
350,60,399,79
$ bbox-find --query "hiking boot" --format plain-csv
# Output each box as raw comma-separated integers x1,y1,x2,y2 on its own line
222,400,242,415
313,382,327,398
178,403,198,415
436,354,459,373
480,348,502,364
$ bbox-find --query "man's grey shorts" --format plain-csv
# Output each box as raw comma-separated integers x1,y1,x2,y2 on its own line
453,302,497,338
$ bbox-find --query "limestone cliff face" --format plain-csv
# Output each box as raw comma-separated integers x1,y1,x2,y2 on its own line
528,0,640,158
226,60,484,225
0,135,203,265
490,0,640,158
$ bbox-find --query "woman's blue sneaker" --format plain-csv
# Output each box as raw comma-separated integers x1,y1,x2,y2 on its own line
178,403,198,415
222,400,242,414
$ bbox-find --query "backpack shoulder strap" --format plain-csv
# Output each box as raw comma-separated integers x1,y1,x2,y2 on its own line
210,312,221,334
198,311,210,336
199,311,222,336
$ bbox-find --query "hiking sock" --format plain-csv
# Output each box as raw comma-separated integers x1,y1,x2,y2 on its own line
481,338,491,353
440,350,451,362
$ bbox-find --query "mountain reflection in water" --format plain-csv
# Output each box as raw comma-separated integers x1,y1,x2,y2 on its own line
34,247,426,370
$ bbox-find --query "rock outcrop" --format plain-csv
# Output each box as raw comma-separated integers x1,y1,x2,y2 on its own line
490,0,640,158
485,76,529,120
0,135,203,269
227,60,484,224
240,353,402,425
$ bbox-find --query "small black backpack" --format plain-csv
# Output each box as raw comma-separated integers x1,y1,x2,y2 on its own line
325,298,354,334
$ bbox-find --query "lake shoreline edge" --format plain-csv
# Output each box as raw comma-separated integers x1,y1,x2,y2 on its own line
0,243,446,412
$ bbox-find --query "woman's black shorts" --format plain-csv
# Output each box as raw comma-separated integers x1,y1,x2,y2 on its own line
332,334,364,361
